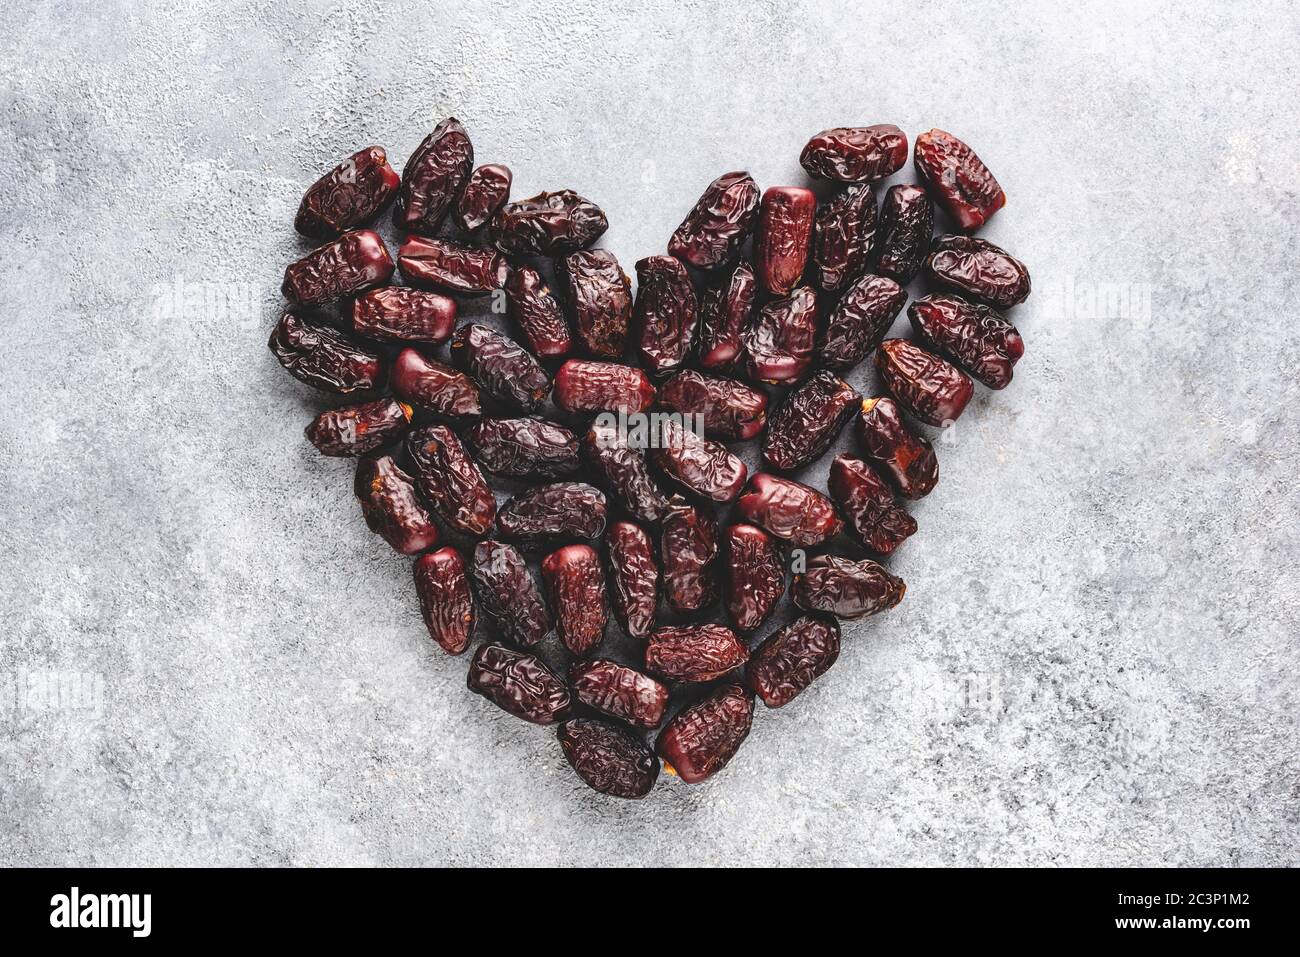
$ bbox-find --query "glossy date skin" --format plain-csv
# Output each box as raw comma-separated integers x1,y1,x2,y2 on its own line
857,396,939,500
348,287,456,344
270,311,384,394
909,295,1023,389
657,370,767,441
743,285,818,383
413,547,474,655
659,498,719,613
453,163,512,234
792,554,906,620
490,190,608,256
465,416,580,479
635,255,699,378
390,348,481,419
467,643,571,725
650,418,747,503
724,523,784,634
542,543,609,656
914,129,1005,232
735,473,842,547
800,125,908,182
876,338,974,427
763,370,860,471
306,397,412,457
755,186,815,296
505,265,572,358
295,146,400,240
924,234,1031,309
394,117,473,235
747,615,841,709
282,229,394,306
656,684,754,784
819,273,906,372
558,718,660,799
554,360,656,414
471,540,553,647
558,249,633,358
875,184,934,284
569,658,668,729
668,170,760,270
450,323,551,412
696,260,756,370
398,236,510,295
646,623,748,683
582,423,672,525
813,183,876,292
497,482,607,546
353,454,440,555
406,424,496,536
606,521,658,640
828,454,916,555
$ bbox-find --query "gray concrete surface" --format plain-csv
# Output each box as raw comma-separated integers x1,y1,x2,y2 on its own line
1,0,1297,867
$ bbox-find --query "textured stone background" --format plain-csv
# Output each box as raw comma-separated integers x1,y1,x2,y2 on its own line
1,0,1297,866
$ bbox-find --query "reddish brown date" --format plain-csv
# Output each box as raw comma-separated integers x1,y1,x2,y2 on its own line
819,273,906,372
453,163,512,234
394,118,473,235
306,397,412,457
568,658,668,729
467,643,571,725
505,265,572,358
763,370,860,471
857,396,939,500
646,623,748,683
876,338,974,427
490,190,608,256
668,170,760,270
471,540,553,647
792,554,905,620
697,260,756,370
651,418,747,503
282,229,394,306
558,718,659,799
924,234,1031,309
406,424,496,536
656,684,754,784
800,125,908,182
724,523,784,634
875,184,933,284
813,183,876,292
541,544,609,656
398,236,510,295
743,285,818,383
498,482,607,546
353,454,440,555
390,348,481,418
269,311,383,394
909,295,1023,389
450,323,550,412
657,370,767,441
914,128,1005,232
635,255,699,378
413,546,474,655
554,360,656,414
748,615,841,708
659,498,719,613
558,249,633,358
755,186,815,295
465,416,580,479
828,453,916,555
735,473,842,547
606,521,658,640
582,423,672,525
295,146,400,240
348,287,456,344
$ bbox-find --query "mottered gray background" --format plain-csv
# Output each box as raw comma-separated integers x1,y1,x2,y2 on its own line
1,0,1297,866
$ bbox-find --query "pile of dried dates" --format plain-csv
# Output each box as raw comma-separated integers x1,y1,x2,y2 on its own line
272,119,1028,798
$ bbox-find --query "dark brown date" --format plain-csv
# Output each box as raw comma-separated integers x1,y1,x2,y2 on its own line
924,234,1031,309
913,128,1005,232
828,453,916,555
398,235,510,295
874,184,933,284
763,370,860,471
295,146,400,240
657,370,767,441
490,190,608,256
857,396,939,500
656,684,753,784
465,416,580,479
755,186,815,295
505,265,572,358
876,338,974,427
818,273,906,372
348,287,456,344
554,360,656,413
541,544,609,656
281,229,394,306
646,623,748,683
813,183,876,292
724,523,784,633
353,454,440,555
569,659,668,729
467,642,571,725
659,498,719,613
743,285,818,383
635,255,699,378
471,540,552,647
413,546,474,655
697,260,756,370
406,424,496,536
747,614,841,709
393,117,473,235
668,170,760,270
735,473,842,547
558,718,659,799
390,347,481,419
909,295,1023,389
582,423,672,525
453,163,512,234
450,323,550,412
557,249,632,358
800,125,908,182
269,311,383,394
498,482,607,546
791,554,906,620
650,418,747,503
306,397,412,457
606,521,658,641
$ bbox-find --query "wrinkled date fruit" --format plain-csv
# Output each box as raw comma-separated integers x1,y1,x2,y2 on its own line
306,397,412,457
348,287,456,344
659,498,719,613
876,338,974,427
390,348,481,418
353,454,439,555
924,234,1031,309
763,370,860,471
498,482,608,546
813,183,876,292
454,163,512,234
735,473,842,547
270,311,384,394
465,416,580,479
697,260,756,369
819,273,906,372
800,124,908,182
558,718,660,799
857,396,939,500
471,540,553,647
874,184,934,284
606,521,658,640
295,146,400,240
656,684,754,784
398,236,510,295
668,170,761,270
467,643,570,725
554,360,655,414
635,255,699,378
743,285,818,383
450,323,550,412
646,623,748,683
748,615,841,709
658,370,767,441
282,229,394,306
505,265,572,358
792,554,906,620
913,128,1005,232
755,186,815,296
724,523,784,633
909,295,1023,390
541,544,609,656
569,658,668,729
651,418,747,503
491,190,608,256
394,117,473,235
413,546,474,655
406,425,496,536
828,453,916,555
558,249,633,358
582,423,672,525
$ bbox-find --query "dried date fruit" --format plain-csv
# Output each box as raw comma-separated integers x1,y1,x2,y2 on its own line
646,623,748,683
393,117,473,235
924,234,1030,309
465,416,580,479
875,338,974,427
348,287,456,344
454,163,512,234
467,643,571,725
748,615,841,708
541,544,609,656
569,658,668,729
828,454,916,555
471,540,552,647
668,170,760,270
735,473,842,547
413,546,474,655
800,125,908,182
755,186,815,295
295,146,400,240
635,255,699,378
582,423,672,525
875,184,933,284
353,454,440,555
724,523,784,634
406,424,496,536
450,323,551,412
498,482,607,545
282,229,394,306
909,295,1023,390
743,285,818,383
913,128,1005,232
306,397,412,457
558,718,659,799
763,370,860,470
696,260,756,369
269,311,383,394
397,235,510,295
505,265,572,358
557,249,632,358
554,360,655,413
390,348,481,418
812,183,876,292
818,273,906,372
659,498,719,613
490,190,608,256
857,396,939,500
656,684,754,784
606,521,658,640
657,370,767,441
791,554,905,620
650,418,747,503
